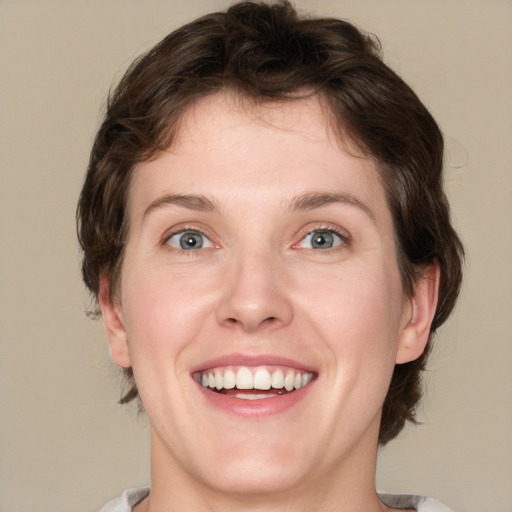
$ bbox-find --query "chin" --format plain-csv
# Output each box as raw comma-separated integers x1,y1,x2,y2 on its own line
187,432,315,497
201,459,308,497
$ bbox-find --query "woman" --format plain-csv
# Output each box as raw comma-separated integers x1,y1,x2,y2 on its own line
77,2,463,510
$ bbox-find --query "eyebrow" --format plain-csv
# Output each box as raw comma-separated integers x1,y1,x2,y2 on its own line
142,191,375,221
143,193,218,217
289,191,375,221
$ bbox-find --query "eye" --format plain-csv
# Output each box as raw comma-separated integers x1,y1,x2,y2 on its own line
298,230,345,250
166,230,213,250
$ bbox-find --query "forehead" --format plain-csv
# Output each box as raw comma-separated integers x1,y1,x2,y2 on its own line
173,91,362,161
127,91,390,227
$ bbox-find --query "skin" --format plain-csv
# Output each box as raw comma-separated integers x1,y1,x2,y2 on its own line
100,92,439,512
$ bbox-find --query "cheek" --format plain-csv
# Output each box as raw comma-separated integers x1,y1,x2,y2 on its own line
297,261,404,339
120,264,219,356
294,261,404,390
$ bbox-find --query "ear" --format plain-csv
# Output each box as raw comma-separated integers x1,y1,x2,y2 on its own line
98,275,131,368
396,262,440,364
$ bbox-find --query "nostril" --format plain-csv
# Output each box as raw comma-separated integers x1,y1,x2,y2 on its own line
222,315,279,331
259,316,279,328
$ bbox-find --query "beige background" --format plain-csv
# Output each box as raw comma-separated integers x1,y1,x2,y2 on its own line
0,1,510,511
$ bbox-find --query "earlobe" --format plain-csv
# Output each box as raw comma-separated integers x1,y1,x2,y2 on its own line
98,275,132,368
396,263,440,364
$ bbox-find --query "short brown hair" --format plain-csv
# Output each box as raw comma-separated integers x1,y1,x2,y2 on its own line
77,0,464,445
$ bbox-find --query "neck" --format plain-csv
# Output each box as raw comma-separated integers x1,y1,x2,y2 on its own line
141,420,393,512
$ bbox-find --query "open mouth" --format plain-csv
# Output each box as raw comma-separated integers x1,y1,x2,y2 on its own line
196,366,315,400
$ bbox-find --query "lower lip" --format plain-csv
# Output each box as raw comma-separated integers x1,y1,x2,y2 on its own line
196,381,315,418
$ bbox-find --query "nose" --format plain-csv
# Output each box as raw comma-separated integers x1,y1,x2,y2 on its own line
215,249,293,333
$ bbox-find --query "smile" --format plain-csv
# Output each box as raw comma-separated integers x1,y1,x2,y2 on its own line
197,366,315,400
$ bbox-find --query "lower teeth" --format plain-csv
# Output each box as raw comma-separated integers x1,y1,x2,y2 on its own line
216,388,290,398
235,393,277,400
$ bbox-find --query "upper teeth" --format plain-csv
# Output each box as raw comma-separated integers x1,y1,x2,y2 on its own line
200,366,314,392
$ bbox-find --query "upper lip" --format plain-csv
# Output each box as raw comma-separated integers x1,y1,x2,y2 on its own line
190,353,318,374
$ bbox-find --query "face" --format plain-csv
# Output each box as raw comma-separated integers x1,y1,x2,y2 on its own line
101,92,433,500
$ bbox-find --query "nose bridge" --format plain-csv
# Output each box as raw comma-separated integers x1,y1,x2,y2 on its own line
216,245,293,332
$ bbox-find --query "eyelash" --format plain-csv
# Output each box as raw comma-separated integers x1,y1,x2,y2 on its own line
163,226,215,255
163,223,350,254
294,225,351,251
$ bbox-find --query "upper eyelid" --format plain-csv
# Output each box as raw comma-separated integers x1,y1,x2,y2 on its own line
297,224,351,241
166,228,210,239
300,230,347,246
162,224,214,243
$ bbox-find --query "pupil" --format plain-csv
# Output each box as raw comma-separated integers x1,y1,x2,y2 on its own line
180,232,202,249
312,232,333,249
